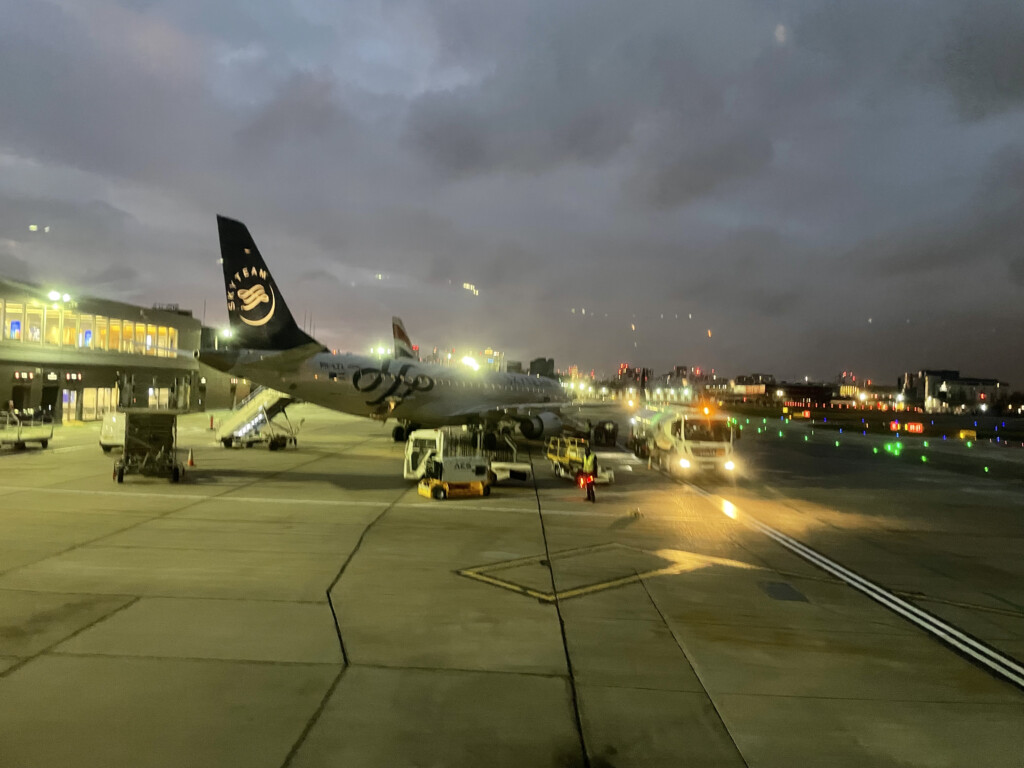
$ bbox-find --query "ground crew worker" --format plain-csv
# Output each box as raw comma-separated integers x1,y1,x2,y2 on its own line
582,446,597,503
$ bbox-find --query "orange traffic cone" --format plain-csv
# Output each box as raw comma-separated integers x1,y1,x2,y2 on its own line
187,448,195,467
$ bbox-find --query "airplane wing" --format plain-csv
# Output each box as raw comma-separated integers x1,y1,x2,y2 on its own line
446,401,596,427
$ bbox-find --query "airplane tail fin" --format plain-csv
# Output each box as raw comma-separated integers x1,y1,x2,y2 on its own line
217,216,322,351
392,316,417,359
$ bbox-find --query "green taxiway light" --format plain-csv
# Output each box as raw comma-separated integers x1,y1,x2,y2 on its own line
873,447,878,454
778,430,784,438
923,440,929,447
834,440,840,447
804,435,809,442
966,441,973,448
762,418,767,424
984,466,989,473
757,428,762,434
921,455,928,463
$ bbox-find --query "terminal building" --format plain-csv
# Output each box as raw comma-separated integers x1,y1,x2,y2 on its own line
0,277,242,422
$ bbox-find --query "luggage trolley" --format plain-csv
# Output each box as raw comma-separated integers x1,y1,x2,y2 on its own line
113,409,185,484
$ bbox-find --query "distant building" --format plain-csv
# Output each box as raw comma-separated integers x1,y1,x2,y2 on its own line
735,373,776,386
529,357,556,379
1,275,239,420
908,370,1010,414
775,382,835,407
506,360,523,374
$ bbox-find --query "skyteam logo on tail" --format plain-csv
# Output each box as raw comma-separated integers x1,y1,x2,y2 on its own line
227,266,276,327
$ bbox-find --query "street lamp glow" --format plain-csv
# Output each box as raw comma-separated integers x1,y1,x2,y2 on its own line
47,290,61,301
62,293,71,302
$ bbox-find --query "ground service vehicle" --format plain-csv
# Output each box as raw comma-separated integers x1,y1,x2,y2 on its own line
417,456,492,500
99,411,124,452
112,409,185,484
0,410,53,450
404,428,531,483
545,435,615,484
216,387,299,451
630,405,737,476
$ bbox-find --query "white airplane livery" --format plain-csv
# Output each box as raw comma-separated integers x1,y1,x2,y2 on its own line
205,216,572,442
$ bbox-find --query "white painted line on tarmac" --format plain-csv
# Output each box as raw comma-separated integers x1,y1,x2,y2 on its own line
0,485,619,517
0,485,391,507
688,483,1024,690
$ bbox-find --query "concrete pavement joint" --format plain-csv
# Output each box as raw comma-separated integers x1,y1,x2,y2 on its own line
0,444,370,579
0,596,140,681
50,651,342,667
353,661,568,680
278,665,348,768
0,587,325,605
324,487,408,666
637,574,751,767
525,443,590,768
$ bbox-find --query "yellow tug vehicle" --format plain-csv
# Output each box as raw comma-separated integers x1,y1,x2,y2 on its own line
417,456,492,500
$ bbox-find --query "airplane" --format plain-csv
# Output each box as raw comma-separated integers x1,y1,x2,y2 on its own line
204,215,577,443
392,316,416,360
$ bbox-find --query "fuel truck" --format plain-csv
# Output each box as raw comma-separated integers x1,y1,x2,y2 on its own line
628,404,738,476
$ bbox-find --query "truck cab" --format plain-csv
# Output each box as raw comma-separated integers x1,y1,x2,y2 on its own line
631,406,738,476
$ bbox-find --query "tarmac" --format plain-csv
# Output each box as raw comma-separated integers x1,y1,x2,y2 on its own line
0,405,1021,767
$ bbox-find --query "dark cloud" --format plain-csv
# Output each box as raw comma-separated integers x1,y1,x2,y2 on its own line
627,130,775,210
938,1,1024,119
0,249,33,283
1,0,1022,384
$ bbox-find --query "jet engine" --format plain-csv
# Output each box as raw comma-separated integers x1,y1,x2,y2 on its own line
518,412,562,440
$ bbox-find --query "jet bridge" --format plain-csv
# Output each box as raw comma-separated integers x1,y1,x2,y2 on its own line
216,386,299,450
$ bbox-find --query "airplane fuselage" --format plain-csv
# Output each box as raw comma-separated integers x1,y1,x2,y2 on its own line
224,349,567,427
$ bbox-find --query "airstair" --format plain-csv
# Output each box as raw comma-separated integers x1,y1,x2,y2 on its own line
216,387,299,450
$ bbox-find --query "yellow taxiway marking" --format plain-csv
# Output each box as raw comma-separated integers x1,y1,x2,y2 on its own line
457,542,758,603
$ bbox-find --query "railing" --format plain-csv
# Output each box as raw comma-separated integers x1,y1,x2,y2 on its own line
0,410,54,429
234,385,266,410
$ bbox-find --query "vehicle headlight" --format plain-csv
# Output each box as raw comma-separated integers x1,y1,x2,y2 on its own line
724,460,735,471
679,458,690,469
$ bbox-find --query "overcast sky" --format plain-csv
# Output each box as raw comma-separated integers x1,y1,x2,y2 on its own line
2,0,1023,384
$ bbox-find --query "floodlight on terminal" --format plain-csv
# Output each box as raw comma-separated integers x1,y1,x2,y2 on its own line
47,290,61,301
461,356,480,371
